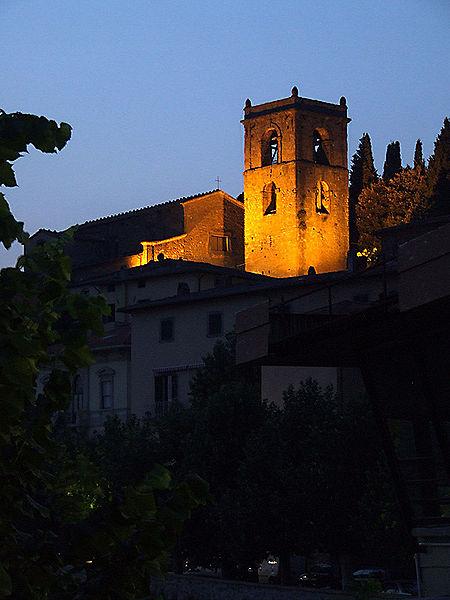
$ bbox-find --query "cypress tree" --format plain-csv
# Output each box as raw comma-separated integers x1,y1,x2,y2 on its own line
427,117,450,215
413,139,425,172
383,141,402,181
349,133,378,246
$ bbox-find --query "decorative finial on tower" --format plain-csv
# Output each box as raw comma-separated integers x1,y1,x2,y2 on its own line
245,98,252,108
340,96,347,107
291,86,299,97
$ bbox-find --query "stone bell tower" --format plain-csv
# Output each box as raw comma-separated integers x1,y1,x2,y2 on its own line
242,86,350,277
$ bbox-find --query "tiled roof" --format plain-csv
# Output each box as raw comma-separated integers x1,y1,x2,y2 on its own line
73,259,270,286
79,189,223,227
121,262,397,313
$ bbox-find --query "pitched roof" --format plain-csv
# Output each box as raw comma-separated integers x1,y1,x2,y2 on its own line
78,189,234,227
121,261,397,313
73,259,270,286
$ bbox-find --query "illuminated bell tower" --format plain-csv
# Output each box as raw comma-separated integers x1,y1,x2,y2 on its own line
242,86,350,277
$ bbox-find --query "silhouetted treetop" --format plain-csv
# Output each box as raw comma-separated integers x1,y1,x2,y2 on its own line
383,141,402,181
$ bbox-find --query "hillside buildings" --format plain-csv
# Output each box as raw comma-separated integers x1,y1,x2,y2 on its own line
29,87,360,428
29,87,450,595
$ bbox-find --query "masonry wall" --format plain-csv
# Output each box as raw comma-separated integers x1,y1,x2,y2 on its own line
244,107,301,277
127,192,245,269
181,192,244,267
243,95,349,277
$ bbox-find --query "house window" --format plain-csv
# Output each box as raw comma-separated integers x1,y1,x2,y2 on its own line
160,318,174,342
154,373,178,418
262,130,279,166
210,235,230,252
208,312,223,337
73,375,84,411
263,182,277,215
313,129,330,165
103,303,116,323
101,380,113,409
98,368,115,410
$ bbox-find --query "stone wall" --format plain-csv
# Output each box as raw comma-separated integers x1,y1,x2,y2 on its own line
132,191,244,269
243,91,349,278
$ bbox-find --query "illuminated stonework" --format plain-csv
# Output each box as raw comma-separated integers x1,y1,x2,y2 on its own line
242,89,350,277
125,191,244,269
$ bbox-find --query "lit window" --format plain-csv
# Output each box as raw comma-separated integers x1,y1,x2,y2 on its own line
210,235,230,252
160,318,174,342
263,182,277,215
155,373,178,418
262,130,279,166
208,312,223,337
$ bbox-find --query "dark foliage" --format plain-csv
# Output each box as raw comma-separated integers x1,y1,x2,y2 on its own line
382,141,402,181
0,110,207,600
413,139,425,172
349,133,378,246
427,117,450,216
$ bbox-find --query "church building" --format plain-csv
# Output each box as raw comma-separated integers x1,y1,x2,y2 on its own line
31,88,361,429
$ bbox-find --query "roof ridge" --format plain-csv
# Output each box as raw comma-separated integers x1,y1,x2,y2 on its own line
79,189,221,227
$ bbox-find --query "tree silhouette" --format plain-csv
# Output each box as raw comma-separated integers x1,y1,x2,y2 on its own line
383,141,402,181
427,117,450,216
349,133,378,246
413,139,425,172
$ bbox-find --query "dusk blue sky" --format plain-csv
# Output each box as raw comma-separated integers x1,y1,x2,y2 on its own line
1,0,449,266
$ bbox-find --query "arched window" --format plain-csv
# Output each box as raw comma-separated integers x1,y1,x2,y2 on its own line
315,181,331,214
313,129,331,165
261,129,279,166
263,182,277,215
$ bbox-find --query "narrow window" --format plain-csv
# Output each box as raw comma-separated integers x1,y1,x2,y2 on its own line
208,312,223,337
313,129,330,165
100,380,113,409
73,375,84,411
210,235,230,252
97,368,115,410
160,318,174,342
262,130,279,166
263,182,277,215
155,373,178,418
315,181,330,214
269,131,278,164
